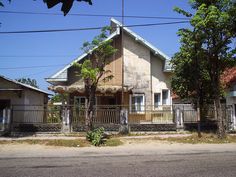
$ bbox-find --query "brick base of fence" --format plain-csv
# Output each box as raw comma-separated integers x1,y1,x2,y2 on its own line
72,124,120,132
129,123,176,131
12,123,62,132
184,121,218,132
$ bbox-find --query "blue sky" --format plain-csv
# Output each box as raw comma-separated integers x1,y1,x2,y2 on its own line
0,0,193,92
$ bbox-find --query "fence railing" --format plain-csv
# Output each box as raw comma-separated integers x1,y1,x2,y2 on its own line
71,105,174,125
72,105,120,125
8,104,234,128
12,105,62,124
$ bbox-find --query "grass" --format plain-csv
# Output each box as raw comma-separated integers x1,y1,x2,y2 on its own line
154,133,236,144
103,138,124,147
0,139,90,147
0,138,123,147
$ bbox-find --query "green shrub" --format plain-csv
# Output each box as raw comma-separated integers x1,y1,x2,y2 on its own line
86,127,105,146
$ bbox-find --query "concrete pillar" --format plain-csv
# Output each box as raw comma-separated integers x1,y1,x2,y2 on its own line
176,108,184,130
119,108,129,134
62,107,71,133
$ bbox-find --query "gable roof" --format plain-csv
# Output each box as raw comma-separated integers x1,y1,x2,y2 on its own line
46,18,171,83
0,75,50,95
221,67,236,88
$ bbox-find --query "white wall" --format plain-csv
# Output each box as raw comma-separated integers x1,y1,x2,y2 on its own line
123,33,152,104
151,54,172,106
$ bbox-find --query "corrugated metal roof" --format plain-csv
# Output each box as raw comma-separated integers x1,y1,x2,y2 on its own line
0,75,51,95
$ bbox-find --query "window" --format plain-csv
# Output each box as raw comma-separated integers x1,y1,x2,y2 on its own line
75,96,86,107
130,94,145,113
162,90,169,105
154,93,161,108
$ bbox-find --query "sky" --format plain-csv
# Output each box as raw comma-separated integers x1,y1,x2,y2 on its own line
0,0,193,93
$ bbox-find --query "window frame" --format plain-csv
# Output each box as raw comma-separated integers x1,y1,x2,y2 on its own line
154,93,161,108
162,89,169,105
129,93,145,114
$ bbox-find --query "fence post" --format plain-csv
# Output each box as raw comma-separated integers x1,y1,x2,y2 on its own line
61,106,71,133
176,108,184,130
119,107,129,134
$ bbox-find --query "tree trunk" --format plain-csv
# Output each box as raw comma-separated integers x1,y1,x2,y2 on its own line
85,84,96,132
211,63,226,138
197,98,202,138
214,97,226,138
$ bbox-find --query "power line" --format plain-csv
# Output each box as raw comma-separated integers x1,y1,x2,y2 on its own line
0,21,189,34
0,10,190,20
0,55,78,58
21,69,52,78
0,64,67,70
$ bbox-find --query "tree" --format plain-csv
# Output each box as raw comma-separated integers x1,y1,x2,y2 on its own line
74,27,117,131
16,78,39,88
50,93,64,103
171,0,236,138
43,0,92,16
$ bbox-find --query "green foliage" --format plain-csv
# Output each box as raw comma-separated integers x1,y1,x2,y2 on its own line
171,0,236,103
16,78,39,88
50,94,63,103
73,27,117,131
74,26,117,86
172,0,236,137
86,127,105,146
173,6,192,17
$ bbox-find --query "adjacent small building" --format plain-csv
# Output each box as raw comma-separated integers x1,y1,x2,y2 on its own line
0,75,50,127
222,67,236,130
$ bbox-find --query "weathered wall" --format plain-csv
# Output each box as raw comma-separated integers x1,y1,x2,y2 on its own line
0,78,25,105
102,35,122,86
0,78,47,123
0,91,25,105
151,54,172,105
67,36,122,87
123,33,152,104
67,66,83,86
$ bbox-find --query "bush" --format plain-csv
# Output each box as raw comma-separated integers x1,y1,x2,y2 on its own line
86,127,105,146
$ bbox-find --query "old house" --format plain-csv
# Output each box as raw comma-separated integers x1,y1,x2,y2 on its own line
222,67,236,130
46,18,172,124
0,75,49,131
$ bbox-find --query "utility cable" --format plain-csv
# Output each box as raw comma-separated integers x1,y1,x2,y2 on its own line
0,21,190,34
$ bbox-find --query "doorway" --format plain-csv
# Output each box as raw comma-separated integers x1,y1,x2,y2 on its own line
0,99,10,123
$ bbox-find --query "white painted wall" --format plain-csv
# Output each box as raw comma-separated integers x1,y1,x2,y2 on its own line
151,54,172,106
226,94,236,130
123,33,152,105
123,33,172,107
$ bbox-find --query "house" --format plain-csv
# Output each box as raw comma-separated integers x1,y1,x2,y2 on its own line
46,18,173,125
0,75,50,131
222,67,236,130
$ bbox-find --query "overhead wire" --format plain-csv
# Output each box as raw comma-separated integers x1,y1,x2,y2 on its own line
0,21,190,34
0,64,68,70
0,10,190,20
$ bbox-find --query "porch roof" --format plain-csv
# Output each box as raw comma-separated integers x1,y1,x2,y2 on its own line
49,85,131,93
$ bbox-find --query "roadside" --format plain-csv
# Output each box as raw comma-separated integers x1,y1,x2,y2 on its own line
1,132,236,149
1,139,236,159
